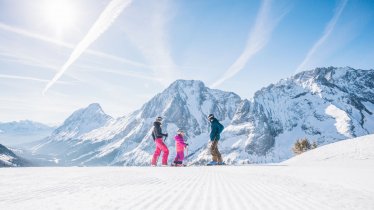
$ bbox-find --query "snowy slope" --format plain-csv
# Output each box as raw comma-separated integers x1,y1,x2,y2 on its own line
283,133,374,166
0,134,373,209
0,120,54,146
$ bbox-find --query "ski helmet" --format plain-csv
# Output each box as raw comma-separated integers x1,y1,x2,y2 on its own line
156,116,163,122
177,129,184,134
208,114,214,120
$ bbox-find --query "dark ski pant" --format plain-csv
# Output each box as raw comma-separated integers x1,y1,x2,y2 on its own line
210,140,222,162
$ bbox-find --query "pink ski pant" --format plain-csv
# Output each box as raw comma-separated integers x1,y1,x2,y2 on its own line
174,143,185,162
151,138,169,165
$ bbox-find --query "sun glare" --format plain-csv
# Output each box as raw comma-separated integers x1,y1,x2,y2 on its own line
43,0,76,29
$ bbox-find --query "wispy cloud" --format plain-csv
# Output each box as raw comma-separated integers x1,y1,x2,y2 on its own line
0,22,72,48
75,64,158,81
43,0,134,94
211,0,286,88
122,0,179,84
0,74,69,84
295,0,348,72
0,22,148,69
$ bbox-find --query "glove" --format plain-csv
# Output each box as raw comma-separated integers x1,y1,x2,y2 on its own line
185,143,189,146
165,133,168,137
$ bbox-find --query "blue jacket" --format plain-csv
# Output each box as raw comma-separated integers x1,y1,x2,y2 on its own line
209,118,224,141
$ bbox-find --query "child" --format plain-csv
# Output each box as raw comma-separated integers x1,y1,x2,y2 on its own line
173,129,188,166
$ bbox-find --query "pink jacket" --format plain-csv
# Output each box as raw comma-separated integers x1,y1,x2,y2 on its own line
174,134,186,151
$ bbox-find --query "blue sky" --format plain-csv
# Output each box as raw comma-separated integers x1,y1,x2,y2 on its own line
0,0,373,125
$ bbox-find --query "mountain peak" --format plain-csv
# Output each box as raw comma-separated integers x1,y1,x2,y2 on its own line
85,103,104,113
167,79,205,91
50,103,113,141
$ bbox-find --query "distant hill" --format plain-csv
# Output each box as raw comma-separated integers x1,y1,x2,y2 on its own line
0,144,30,167
0,120,54,146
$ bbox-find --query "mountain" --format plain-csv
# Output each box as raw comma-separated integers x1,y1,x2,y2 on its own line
0,120,54,146
33,80,241,166
216,67,374,163
32,103,113,165
0,144,30,167
32,67,374,166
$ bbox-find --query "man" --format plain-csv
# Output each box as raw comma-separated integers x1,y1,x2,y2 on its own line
151,116,169,166
207,114,225,165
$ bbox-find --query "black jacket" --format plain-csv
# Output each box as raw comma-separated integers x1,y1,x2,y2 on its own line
152,121,167,140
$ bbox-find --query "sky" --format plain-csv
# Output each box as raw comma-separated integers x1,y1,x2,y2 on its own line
0,0,373,125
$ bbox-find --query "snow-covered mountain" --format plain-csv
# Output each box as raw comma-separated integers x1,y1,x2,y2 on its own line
217,67,374,163
0,144,30,167
32,67,374,166
32,103,113,165
0,120,54,146
33,80,241,166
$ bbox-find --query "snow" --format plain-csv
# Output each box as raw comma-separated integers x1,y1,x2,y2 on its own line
1,134,374,209
325,104,352,137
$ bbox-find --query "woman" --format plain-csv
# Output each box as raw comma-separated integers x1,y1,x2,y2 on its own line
151,116,169,166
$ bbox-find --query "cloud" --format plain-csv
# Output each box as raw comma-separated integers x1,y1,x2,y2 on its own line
211,0,286,88
121,0,179,84
43,0,134,94
295,0,348,72
0,74,70,84
0,22,148,68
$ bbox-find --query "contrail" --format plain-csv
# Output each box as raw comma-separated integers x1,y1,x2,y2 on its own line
295,0,348,73
0,74,69,84
0,22,148,68
43,0,133,94
211,0,285,88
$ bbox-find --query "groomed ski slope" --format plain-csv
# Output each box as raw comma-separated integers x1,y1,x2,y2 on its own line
1,134,374,210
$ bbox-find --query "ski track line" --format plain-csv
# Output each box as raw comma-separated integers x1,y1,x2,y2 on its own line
124,172,167,209
2,166,374,209
254,175,313,210
251,174,305,210
246,174,279,210
263,175,330,210
255,170,330,210
197,167,214,210
223,173,254,209
232,168,318,210
178,167,211,210
143,168,198,210
229,172,265,210
215,169,238,210
205,167,218,210
226,170,270,210
162,168,203,210
134,177,175,209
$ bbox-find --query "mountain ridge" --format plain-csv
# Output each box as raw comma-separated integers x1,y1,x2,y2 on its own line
31,67,374,166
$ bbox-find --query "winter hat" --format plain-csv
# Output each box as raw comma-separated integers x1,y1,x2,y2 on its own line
177,129,184,134
156,116,163,122
208,114,214,120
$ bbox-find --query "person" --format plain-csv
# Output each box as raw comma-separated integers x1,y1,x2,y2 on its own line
207,114,225,165
151,116,169,166
173,129,188,166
